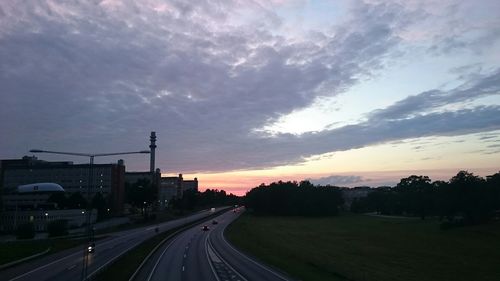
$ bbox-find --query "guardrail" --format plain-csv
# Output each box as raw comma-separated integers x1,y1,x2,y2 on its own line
0,247,52,270
88,207,230,281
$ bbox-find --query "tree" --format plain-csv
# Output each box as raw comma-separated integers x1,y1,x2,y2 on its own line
47,219,68,237
486,172,500,211
92,193,108,221
345,171,498,226
244,181,343,216
48,193,68,209
449,171,488,224
125,179,156,208
395,175,433,219
67,192,87,209
16,222,35,239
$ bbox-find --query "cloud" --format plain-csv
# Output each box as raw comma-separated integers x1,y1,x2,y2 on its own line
0,0,499,174
308,175,366,186
369,69,500,121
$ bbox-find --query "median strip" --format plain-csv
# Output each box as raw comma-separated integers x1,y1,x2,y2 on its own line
92,208,229,281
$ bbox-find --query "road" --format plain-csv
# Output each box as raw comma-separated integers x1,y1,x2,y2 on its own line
139,208,293,281
0,208,226,281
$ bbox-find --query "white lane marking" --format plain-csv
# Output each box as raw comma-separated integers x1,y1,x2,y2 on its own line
205,235,222,281
8,250,82,281
146,233,184,281
87,238,147,280
9,228,147,281
182,266,185,272
207,232,248,281
219,213,292,281
66,264,77,270
206,239,222,263
9,210,223,281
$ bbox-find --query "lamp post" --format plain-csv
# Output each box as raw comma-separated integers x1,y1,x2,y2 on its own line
29,149,150,281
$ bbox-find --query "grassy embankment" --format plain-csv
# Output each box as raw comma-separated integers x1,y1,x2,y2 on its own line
0,209,200,266
94,208,229,280
0,238,89,266
226,213,500,281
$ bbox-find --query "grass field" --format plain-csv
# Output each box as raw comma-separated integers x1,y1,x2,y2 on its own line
0,238,90,266
226,213,500,281
0,209,200,266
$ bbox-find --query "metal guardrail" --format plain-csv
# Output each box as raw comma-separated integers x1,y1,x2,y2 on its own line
86,207,230,281
0,247,52,270
128,208,230,281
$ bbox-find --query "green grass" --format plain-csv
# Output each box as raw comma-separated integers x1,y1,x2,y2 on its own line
94,228,174,281
94,208,229,281
0,238,92,266
0,209,204,267
94,209,205,235
226,213,500,281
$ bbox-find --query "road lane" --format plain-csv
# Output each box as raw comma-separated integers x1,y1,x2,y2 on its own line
208,209,293,281
142,209,293,281
0,208,226,281
146,222,217,281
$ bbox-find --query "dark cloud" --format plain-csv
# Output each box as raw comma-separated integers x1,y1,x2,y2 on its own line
0,1,498,173
369,69,500,121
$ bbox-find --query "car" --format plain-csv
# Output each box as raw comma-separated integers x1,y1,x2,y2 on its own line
212,220,218,225
88,242,95,253
202,225,210,231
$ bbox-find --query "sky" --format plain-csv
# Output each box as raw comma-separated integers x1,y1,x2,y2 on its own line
1,0,499,195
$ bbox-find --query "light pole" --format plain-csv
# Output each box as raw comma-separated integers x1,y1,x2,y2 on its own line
29,149,150,281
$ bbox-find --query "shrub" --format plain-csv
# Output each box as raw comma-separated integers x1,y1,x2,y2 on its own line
16,222,35,239
47,219,68,237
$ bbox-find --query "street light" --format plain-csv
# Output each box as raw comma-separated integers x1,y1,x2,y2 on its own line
29,149,150,281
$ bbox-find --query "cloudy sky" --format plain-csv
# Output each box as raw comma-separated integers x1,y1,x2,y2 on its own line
1,0,499,194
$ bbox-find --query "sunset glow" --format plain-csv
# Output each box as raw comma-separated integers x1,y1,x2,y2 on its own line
1,1,499,195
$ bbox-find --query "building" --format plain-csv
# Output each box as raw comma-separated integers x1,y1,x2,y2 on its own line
341,186,373,209
1,156,125,215
183,177,198,193
158,175,182,210
157,174,199,210
124,170,161,187
0,209,96,232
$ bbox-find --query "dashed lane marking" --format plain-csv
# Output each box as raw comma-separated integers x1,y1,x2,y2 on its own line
206,234,246,281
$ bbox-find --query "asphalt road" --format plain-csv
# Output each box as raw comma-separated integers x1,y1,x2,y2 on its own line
0,208,225,281
140,208,293,281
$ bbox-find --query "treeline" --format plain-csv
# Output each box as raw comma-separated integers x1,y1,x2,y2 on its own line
48,192,109,220
125,179,241,213
171,188,241,211
245,181,343,216
351,171,500,225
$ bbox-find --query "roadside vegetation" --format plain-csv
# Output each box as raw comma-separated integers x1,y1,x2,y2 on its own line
351,171,500,227
0,208,213,266
0,237,94,266
227,170,500,281
245,180,343,216
94,208,229,281
226,213,500,281
1,177,241,267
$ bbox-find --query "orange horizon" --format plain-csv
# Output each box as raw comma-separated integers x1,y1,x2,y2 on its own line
189,168,500,196
178,167,500,196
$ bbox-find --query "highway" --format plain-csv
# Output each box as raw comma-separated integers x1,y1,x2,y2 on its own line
0,208,226,281
137,208,293,281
